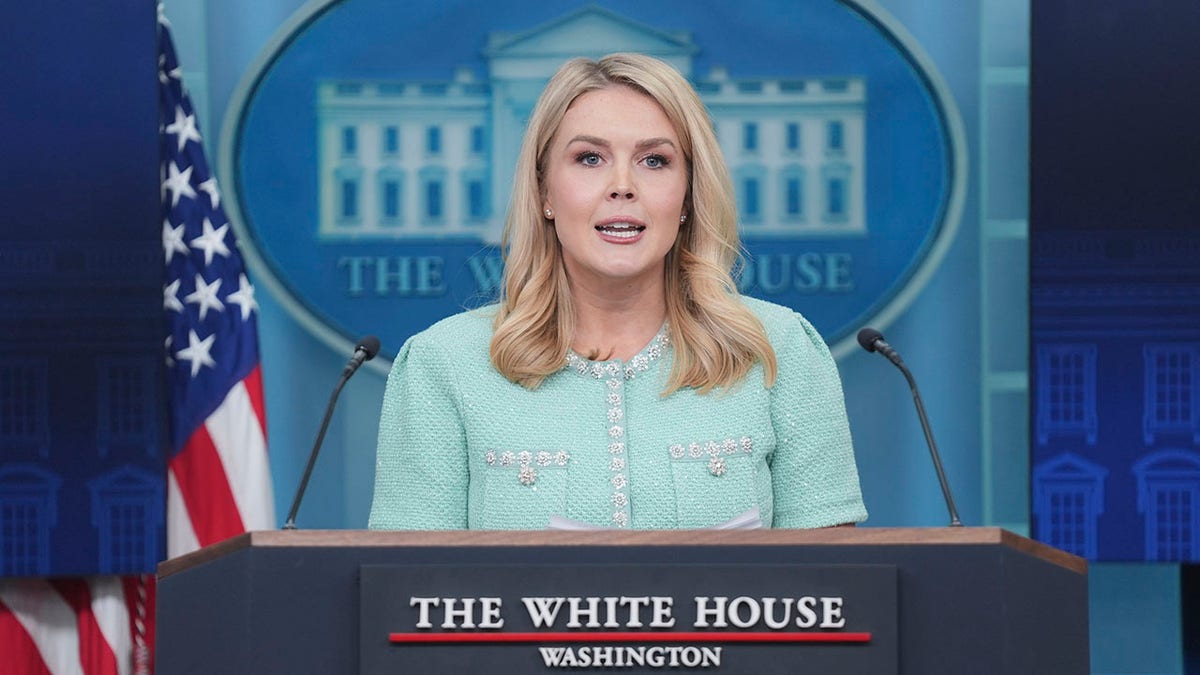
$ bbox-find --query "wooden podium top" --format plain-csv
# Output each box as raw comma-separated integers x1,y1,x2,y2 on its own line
159,526,1085,579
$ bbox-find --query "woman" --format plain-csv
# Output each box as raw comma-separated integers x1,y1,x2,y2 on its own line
369,53,866,530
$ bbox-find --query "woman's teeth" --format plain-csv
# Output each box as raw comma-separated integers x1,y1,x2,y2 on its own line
597,223,644,239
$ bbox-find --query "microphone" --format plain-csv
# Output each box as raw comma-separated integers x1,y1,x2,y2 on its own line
857,327,963,527
342,335,381,378
283,335,381,530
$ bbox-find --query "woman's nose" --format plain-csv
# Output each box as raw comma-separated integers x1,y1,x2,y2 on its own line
609,168,635,200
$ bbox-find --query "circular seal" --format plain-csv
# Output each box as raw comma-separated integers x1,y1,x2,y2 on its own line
220,0,964,363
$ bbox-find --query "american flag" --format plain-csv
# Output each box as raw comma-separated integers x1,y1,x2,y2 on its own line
156,5,274,562
0,7,275,673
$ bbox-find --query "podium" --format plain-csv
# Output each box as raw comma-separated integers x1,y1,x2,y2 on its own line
157,528,1087,674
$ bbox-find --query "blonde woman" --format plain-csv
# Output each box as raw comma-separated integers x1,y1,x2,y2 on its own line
369,53,866,530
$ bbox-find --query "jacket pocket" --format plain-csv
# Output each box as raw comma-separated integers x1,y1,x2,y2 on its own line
476,449,571,529
668,437,758,528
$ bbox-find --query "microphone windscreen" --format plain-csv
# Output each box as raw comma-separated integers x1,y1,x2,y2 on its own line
356,335,382,361
856,327,884,353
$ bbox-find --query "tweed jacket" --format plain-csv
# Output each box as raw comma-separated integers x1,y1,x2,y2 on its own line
368,296,867,530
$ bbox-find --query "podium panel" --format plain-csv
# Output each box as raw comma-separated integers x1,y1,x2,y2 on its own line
157,528,1087,674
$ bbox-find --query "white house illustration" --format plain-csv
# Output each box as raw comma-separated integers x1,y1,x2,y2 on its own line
88,465,163,573
316,6,866,242
1133,449,1200,561
1033,452,1109,559
0,463,61,576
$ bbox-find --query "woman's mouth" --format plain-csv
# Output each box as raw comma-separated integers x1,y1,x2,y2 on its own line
592,216,648,242
596,222,644,239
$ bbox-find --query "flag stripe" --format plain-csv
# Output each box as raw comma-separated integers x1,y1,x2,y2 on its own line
49,580,118,675
169,426,246,549
0,579,85,675
243,364,268,439
0,603,55,675
206,374,274,531
166,470,202,559
87,578,131,675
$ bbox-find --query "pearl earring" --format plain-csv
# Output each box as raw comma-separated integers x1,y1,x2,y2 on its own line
544,209,554,219
680,214,688,224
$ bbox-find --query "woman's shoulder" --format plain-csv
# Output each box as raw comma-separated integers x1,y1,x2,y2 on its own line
737,295,830,356
738,295,811,331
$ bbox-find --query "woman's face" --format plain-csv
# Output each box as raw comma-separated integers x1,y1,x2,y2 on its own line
541,85,688,295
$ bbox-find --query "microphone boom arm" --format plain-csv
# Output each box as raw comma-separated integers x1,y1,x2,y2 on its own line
282,371,349,530
894,359,963,527
857,327,962,527
283,336,380,530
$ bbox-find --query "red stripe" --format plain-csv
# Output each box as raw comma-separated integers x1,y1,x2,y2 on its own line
242,365,268,444
0,600,55,675
171,424,246,547
49,580,119,675
388,631,872,644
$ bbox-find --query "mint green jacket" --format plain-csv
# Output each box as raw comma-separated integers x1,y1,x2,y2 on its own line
369,297,866,530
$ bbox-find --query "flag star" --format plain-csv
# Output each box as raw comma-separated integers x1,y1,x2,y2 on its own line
162,219,189,263
225,273,258,320
157,53,181,85
164,335,175,367
165,106,202,152
162,161,196,207
189,218,231,266
176,329,216,378
164,278,185,313
157,3,171,28
184,274,224,320
198,177,220,210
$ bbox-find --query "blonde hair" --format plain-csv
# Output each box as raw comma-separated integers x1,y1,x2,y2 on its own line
490,53,776,394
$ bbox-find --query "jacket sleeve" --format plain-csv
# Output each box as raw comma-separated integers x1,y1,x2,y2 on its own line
768,312,868,528
368,335,469,529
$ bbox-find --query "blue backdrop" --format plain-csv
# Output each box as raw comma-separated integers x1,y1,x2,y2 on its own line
1030,1,1200,565
0,0,165,577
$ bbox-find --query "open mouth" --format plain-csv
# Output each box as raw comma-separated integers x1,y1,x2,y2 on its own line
595,222,645,239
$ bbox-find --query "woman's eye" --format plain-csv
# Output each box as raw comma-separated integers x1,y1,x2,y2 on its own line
644,154,669,169
577,152,601,166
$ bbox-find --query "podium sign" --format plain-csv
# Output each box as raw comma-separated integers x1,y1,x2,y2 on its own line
360,563,898,673
157,528,1088,674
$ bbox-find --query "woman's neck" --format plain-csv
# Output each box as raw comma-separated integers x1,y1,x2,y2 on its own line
569,280,667,362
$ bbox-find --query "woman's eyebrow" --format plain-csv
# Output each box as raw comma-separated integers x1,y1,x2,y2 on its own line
565,134,609,148
564,135,677,151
